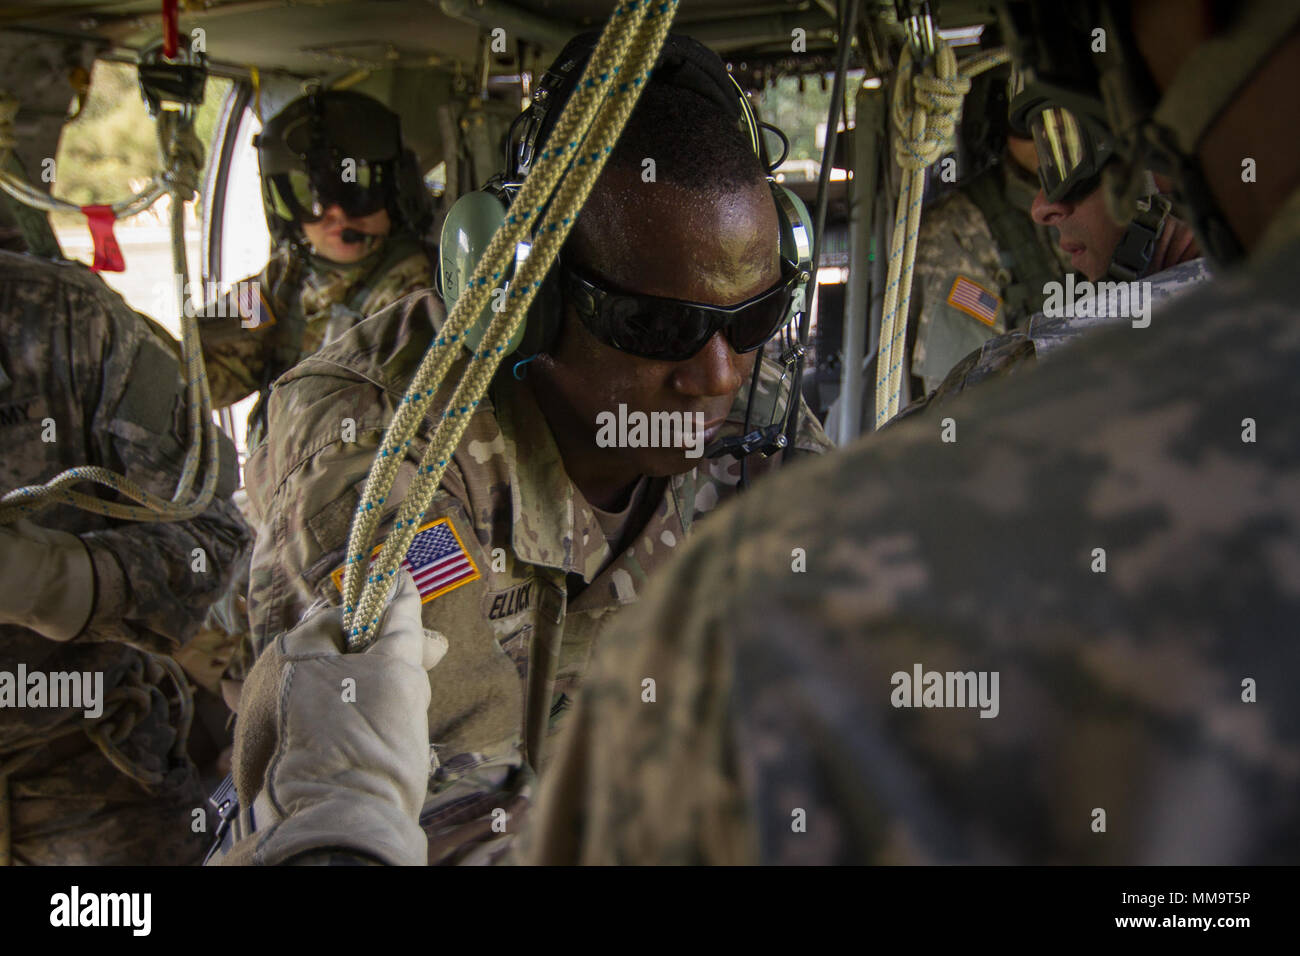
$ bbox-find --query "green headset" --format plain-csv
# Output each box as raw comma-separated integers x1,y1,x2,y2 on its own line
437,32,814,367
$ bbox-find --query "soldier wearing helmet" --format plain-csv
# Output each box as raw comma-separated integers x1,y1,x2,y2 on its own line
198,89,436,449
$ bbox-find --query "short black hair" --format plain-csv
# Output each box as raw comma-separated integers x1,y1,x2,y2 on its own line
600,80,768,193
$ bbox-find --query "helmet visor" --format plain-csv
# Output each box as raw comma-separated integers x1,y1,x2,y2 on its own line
268,155,391,224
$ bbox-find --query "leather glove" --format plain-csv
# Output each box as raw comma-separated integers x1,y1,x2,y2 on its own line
220,569,447,866
0,518,94,640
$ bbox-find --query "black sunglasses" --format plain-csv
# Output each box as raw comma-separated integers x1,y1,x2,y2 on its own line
561,258,806,362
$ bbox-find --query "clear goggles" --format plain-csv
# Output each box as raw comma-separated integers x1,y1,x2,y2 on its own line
1023,104,1114,204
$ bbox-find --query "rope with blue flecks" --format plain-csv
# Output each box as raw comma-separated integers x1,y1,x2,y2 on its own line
873,41,1010,427
341,0,680,648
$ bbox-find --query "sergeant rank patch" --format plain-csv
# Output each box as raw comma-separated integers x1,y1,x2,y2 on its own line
331,517,481,604
947,275,1001,327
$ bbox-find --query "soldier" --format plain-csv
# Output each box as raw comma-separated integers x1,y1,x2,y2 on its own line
906,66,1066,398
192,90,439,726
517,0,1300,864
0,251,250,865
896,84,1214,418
825,67,1066,439
214,33,832,866
198,89,437,450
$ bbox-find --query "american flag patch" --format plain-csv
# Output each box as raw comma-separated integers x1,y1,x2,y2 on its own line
331,517,481,604
947,275,1001,327
235,282,273,330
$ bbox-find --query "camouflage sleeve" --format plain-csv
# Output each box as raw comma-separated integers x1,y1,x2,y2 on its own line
893,331,1038,423
242,330,471,653
76,283,251,656
242,379,383,652
528,268,1300,864
198,258,283,409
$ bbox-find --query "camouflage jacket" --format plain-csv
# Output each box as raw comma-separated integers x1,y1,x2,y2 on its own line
521,203,1300,865
0,252,249,772
242,289,832,864
199,235,434,412
899,256,1213,419
908,161,1065,396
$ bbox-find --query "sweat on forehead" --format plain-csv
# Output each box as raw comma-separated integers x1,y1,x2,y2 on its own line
568,170,778,281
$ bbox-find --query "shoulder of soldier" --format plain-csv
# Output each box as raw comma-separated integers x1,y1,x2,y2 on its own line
1148,255,1214,301
918,189,993,244
637,249,1300,862
0,250,176,362
250,289,480,503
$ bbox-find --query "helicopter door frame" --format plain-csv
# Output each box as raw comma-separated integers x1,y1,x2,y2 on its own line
201,80,253,299
200,80,253,445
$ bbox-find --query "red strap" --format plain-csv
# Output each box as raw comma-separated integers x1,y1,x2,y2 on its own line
80,205,126,273
162,0,179,59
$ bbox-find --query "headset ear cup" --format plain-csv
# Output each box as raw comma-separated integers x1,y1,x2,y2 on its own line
771,181,814,269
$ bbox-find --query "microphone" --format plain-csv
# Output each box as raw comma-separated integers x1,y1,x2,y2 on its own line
704,423,788,460
340,228,378,246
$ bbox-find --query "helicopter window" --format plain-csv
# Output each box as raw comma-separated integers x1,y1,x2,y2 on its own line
755,70,866,185
48,58,234,338
215,102,272,461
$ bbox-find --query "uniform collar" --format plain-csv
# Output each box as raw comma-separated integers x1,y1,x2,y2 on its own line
492,373,691,589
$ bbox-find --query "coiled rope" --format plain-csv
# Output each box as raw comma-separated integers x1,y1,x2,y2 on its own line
0,89,221,526
341,0,680,647
872,41,1009,426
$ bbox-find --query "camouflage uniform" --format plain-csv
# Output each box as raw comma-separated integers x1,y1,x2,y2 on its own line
0,251,250,865
199,236,434,446
240,289,832,864
520,194,1300,865
901,256,1212,418
909,158,1065,395
194,235,434,706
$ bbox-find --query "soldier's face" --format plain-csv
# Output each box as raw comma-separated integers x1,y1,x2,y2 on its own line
1030,185,1127,281
534,169,781,479
300,205,392,264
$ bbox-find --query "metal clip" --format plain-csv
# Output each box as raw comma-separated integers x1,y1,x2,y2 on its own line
896,0,937,63
137,36,208,120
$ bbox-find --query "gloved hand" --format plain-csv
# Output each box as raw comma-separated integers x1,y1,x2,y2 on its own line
220,569,446,866
0,518,94,640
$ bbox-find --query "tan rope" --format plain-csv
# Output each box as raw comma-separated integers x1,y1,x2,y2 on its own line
873,43,1010,426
